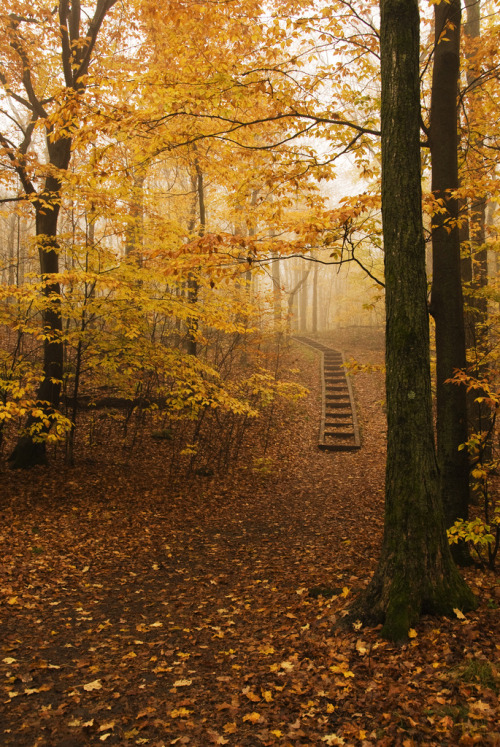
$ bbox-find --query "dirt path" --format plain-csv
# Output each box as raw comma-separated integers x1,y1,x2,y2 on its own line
1,333,498,746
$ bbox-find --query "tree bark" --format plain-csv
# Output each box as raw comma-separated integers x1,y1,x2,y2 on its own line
285,261,310,333
187,161,205,357
349,0,475,642
462,0,490,442
299,262,309,333
271,253,282,330
312,261,318,335
7,0,118,468
429,0,470,535
9,144,69,468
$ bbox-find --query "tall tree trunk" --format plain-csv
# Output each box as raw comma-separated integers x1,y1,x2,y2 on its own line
9,147,69,468
462,0,490,442
7,213,16,287
349,0,475,642
271,254,282,330
125,169,146,259
286,261,310,334
429,0,470,537
312,261,319,335
6,0,117,468
187,161,205,357
299,262,309,333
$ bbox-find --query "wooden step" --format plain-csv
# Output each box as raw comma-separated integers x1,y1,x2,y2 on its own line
324,432,355,438
319,442,360,452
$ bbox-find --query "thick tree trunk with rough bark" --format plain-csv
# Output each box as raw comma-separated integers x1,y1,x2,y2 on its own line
349,0,475,642
429,0,470,535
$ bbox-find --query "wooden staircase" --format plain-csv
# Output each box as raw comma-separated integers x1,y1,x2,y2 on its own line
294,337,361,452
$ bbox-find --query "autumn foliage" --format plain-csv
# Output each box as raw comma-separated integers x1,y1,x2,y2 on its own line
0,0,500,740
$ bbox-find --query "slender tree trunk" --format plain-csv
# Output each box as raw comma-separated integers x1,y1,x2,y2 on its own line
271,254,282,330
312,261,318,335
125,169,146,259
429,0,470,536
462,0,490,442
285,261,310,334
7,213,16,287
299,262,309,333
187,161,205,357
349,0,475,642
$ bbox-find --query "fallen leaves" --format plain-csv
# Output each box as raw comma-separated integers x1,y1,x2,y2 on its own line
242,686,260,702
242,711,261,723
0,335,498,747
258,644,275,655
83,680,102,691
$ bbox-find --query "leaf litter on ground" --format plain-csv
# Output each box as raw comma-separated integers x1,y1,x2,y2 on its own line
0,329,499,746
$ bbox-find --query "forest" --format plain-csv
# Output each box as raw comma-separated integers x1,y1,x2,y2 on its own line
0,0,499,744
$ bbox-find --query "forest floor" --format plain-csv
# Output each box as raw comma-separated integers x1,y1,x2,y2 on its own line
0,329,499,747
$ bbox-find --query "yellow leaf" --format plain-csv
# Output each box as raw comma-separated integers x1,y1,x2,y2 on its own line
173,679,192,687
326,703,335,713
99,722,115,732
263,690,273,702
170,708,192,718
355,639,368,656
329,664,354,677
408,629,418,639
341,587,350,598
270,729,283,737
223,722,237,734
243,686,260,702
453,608,466,620
83,680,102,691
259,645,275,655
7,597,18,605
242,712,261,723
469,700,492,715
